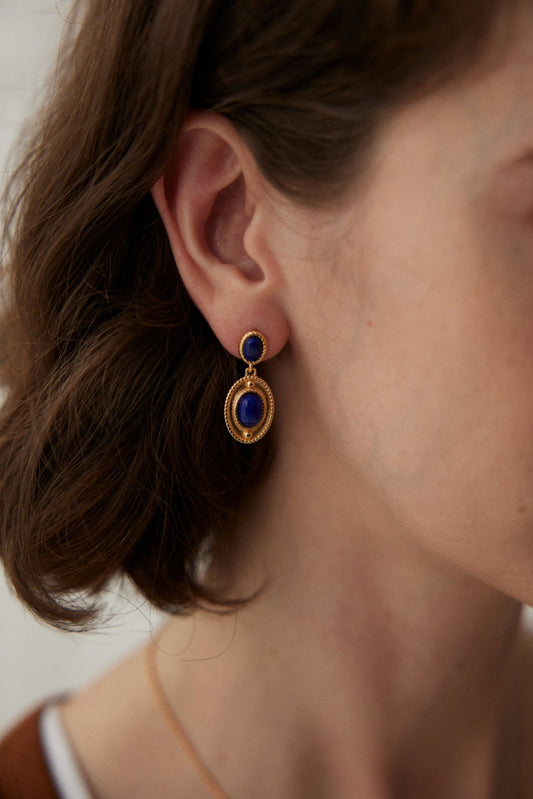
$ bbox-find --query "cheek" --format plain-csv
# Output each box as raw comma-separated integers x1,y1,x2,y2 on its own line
327,251,533,593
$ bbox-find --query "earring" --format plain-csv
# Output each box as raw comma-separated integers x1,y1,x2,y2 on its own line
224,331,275,444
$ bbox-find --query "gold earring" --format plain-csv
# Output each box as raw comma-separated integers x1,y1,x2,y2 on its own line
224,331,275,444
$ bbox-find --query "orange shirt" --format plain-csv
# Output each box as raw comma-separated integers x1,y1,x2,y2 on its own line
0,706,60,799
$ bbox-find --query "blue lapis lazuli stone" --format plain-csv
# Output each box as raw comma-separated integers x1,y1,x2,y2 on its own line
242,334,264,363
237,392,264,427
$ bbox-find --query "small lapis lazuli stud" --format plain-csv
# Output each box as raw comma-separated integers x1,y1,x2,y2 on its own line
242,334,264,364
237,392,264,427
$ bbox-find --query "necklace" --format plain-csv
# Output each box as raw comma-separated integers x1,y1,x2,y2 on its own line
145,641,229,799
146,631,533,799
144,636,231,799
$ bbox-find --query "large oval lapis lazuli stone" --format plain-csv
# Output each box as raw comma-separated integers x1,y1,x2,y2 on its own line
237,392,264,427
242,334,264,363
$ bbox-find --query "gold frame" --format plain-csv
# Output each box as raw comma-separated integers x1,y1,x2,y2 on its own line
239,331,267,365
224,374,275,444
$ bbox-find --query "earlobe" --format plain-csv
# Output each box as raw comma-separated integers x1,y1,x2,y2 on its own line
151,113,289,360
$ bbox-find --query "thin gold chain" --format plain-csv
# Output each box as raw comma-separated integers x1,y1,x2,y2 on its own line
145,629,533,799
144,636,231,799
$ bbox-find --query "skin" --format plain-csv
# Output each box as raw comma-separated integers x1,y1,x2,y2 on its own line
62,5,533,798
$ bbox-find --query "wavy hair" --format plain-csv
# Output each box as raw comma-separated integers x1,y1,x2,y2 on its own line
0,0,510,628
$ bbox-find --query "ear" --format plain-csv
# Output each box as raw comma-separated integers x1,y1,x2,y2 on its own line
151,112,289,359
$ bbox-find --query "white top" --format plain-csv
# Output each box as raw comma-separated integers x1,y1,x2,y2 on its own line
39,701,93,799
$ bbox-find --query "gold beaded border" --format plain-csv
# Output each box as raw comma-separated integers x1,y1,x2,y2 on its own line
239,331,267,365
224,375,275,444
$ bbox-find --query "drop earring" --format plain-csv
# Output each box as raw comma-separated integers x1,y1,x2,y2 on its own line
224,331,275,444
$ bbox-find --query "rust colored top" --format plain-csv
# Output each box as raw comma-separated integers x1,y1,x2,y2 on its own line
0,706,60,799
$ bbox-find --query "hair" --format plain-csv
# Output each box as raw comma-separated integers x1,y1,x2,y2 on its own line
0,0,514,629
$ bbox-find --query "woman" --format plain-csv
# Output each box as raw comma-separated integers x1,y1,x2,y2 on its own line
1,0,533,795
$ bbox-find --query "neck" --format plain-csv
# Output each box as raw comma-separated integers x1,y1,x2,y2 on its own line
160,435,532,798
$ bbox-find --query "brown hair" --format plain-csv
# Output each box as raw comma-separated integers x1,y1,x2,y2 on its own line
0,0,512,629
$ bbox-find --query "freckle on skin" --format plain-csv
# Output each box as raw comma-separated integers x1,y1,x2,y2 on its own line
518,505,526,514
367,320,373,327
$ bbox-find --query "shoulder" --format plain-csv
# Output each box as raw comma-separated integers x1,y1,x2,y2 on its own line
60,637,200,799
0,704,59,799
